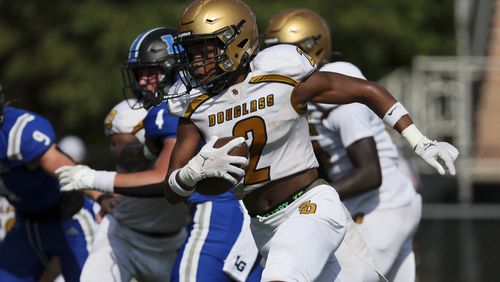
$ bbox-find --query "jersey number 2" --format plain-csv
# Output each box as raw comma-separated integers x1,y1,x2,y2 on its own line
233,116,270,185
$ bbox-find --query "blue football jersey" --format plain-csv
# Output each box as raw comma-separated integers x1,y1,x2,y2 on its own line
0,107,61,212
144,101,178,142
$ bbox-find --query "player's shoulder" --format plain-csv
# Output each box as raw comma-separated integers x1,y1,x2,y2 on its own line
3,107,53,133
2,107,55,162
145,100,169,118
144,101,178,140
4,106,43,122
104,99,147,136
167,79,207,118
319,61,366,80
250,44,317,82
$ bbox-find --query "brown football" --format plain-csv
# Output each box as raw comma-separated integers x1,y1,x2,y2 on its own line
196,136,249,195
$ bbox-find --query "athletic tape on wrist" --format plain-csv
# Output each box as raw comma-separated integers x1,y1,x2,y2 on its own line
168,169,195,197
178,164,199,187
401,124,426,150
383,102,409,128
92,171,116,193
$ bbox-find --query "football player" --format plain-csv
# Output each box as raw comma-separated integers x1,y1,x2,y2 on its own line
80,95,189,282
61,27,263,282
57,0,458,281
0,83,98,281
265,8,422,281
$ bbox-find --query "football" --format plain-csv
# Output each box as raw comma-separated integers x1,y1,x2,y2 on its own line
196,136,249,195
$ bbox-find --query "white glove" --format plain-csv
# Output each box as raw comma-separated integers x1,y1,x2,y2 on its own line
402,125,459,175
178,136,249,187
56,165,116,193
414,138,459,175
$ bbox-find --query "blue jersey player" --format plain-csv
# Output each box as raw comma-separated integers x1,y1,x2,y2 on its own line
57,27,262,281
0,84,97,282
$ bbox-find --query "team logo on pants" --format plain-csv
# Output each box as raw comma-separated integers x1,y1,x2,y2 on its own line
298,200,317,214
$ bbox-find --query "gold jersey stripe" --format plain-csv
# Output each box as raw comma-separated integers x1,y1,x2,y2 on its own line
185,93,212,119
249,74,298,86
132,120,144,135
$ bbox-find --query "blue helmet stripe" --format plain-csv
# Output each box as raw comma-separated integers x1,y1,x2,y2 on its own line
128,27,164,61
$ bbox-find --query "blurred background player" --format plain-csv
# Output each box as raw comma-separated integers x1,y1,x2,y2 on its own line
79,27,190,282
265,8,422,281
61,27,263,282
80,96,189,282
0,82,97,282
58,135,87,164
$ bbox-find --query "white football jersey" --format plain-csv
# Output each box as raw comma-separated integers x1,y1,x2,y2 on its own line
168,44,319,195
104,99,147,143
103,100,189,233
309,61,416,210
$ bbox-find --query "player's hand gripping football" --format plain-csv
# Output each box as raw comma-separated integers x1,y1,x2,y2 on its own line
414,138,459,175
178,136,249,187
56,165,97,191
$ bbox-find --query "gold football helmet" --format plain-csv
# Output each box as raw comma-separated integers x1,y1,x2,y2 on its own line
265,8,331,64
175,0,259,92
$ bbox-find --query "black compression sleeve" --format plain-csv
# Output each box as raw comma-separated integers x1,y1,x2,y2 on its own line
114,182,165,198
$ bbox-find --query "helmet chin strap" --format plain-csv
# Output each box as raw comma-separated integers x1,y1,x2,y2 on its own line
132,87,159,110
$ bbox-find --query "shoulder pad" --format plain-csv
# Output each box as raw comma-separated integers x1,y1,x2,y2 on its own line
104,99,147,141
6,109,55,162
319,61,366,80
144,102,179,140
251,44,316,81
167,79,207,118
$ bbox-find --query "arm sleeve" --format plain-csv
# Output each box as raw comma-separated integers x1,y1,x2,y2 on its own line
325,104,374,147
114,182,165,198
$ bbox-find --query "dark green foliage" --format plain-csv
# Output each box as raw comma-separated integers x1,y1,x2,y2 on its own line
0,0,455,151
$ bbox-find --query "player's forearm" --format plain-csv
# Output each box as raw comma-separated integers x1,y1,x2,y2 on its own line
331,166,382,200
83,190,103,201
113,170,167,188
113,176,189,203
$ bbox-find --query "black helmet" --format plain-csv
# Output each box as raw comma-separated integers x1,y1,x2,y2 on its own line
122,27,178,109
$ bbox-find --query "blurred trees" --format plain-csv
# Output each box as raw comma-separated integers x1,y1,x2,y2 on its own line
0,0,455,158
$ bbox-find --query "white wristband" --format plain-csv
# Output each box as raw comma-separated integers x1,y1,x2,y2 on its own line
92,171,116,193
168,169,195,197
401,124,426,150
383,102,409,128
178,165,199,187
